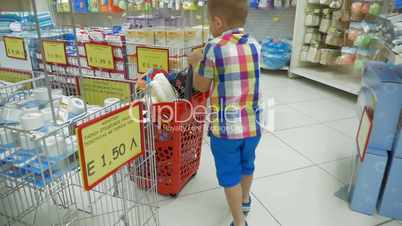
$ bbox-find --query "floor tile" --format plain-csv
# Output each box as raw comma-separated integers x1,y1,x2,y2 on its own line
325,117,359,138
160,189,279,226
379,221,402,226
275,124,356,164
260,72,288,88
266,84,328,105
255,133,312,178
253,167,387,226
288,99,357,123
320,157,356,185
269,105,318,131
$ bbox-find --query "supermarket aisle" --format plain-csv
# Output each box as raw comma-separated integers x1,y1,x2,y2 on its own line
159,72,402,226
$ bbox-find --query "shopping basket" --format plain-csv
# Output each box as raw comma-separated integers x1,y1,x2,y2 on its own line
153,92,207,196
133,91,207,197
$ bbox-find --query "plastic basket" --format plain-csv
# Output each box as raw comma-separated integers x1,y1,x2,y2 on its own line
133,92,207,196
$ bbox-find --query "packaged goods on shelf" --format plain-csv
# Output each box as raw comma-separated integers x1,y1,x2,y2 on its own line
379,13,402,61
0,77,86,189
56,0,207,13
0,30,74,73
250,0,296,9
295,0,390,70
0,12,53,34
125,23,209,74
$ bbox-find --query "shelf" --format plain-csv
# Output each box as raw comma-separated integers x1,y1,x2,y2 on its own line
0,0,49,12
290,66,361,95
53,12,125,27
289,0,362,96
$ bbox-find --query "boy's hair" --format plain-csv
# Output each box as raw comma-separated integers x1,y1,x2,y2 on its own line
208,0,249,27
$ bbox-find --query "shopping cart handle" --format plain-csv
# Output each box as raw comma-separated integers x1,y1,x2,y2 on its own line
184,66,194,100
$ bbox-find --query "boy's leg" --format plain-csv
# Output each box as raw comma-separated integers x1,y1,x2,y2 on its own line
224,185,245,226
241,175,253,203
240,136,261,208
210,136,245,226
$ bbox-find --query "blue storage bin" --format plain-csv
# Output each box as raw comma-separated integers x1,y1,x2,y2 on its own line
350,149,388,215
261,38,291,70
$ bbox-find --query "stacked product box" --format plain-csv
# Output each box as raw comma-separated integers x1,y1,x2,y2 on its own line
351,62,402,215
378,122,402,219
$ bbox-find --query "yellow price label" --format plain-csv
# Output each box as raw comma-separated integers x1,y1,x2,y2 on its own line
43,40,67,65
3,36,26,60
80,77,132,106
137,46,169,74
0,68,32,89
85,43,115,70
77,102,145,191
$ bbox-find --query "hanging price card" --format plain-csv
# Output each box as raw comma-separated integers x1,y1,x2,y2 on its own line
356,107,373,161
3,36,26,60
43,40,67,65
77,102,145,191
85,43,115,70
0,68,32,88
79,77,132,106
137,46,169,74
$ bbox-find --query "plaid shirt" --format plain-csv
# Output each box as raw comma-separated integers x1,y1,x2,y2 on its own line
198,28,261,139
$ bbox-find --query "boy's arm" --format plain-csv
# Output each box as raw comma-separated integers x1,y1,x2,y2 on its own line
188,48,213,92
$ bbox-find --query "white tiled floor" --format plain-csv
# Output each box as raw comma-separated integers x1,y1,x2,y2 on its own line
159,73,402,226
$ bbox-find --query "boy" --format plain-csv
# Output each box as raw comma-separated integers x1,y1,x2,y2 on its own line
188,1,261,226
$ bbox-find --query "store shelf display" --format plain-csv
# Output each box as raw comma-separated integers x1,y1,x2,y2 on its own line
249,0,297,9
290,0,396,95
0,0,161,225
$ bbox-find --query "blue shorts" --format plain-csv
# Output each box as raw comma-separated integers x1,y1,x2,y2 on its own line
210,135,261,188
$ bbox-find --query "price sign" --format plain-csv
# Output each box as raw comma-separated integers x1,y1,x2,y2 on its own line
137,46,169,74
3,36,26,60
79,77,132,106
356,107,373,161
77,102,145,191
85,43,115,70
43,40,67,65
0,68,32,88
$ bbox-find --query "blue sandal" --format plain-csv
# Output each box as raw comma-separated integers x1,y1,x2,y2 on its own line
230,222,248,226
241,197,252,215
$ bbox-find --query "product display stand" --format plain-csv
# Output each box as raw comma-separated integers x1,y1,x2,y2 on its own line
289,0,361,95
0,0,160,225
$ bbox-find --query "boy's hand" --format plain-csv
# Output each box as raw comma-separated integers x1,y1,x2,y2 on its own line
188,48,203,67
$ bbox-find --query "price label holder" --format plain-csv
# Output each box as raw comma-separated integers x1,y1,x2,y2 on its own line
356,107,373,161
77,101,145,191
3,36,27,60
85,43,115,70
43,40,67,65
136,46,169,74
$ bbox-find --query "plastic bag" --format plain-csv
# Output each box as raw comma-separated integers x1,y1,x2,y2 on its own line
261,38,292,70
